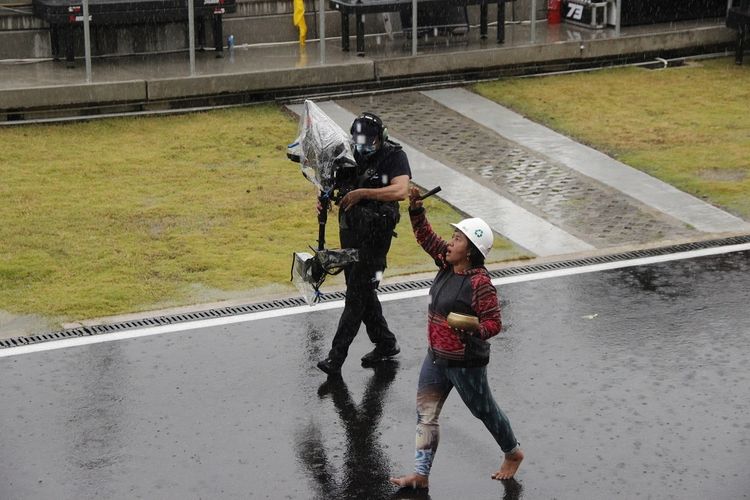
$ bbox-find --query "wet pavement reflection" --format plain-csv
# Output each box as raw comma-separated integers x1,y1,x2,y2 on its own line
1,251,749,499
297,363,397,499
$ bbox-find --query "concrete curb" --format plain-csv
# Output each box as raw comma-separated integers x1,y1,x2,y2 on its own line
373,25,735,79
147,60,375,100
0,80,147,110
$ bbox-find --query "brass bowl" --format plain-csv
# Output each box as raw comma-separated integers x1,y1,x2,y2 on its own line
446,312,479,331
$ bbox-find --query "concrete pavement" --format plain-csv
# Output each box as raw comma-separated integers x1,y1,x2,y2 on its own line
2,250,749,499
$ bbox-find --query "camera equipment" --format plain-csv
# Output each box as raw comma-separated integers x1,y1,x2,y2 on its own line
287,100,360,305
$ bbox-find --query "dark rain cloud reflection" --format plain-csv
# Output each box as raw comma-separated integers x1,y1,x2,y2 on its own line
615,252,750,300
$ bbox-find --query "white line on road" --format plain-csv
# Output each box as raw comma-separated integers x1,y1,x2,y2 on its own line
2,242,749,358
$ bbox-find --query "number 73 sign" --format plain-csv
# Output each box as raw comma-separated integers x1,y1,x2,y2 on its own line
566,2,584,20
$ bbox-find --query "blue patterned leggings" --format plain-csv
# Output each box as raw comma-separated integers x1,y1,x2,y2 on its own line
413,353,519,477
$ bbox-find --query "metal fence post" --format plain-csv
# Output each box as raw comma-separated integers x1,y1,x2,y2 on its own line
411,0,417,55
82,0,92,82
615,0,621,36
319,0,326,63
188,0,196,75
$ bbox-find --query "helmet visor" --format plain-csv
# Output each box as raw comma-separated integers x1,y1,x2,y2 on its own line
351,118,380,154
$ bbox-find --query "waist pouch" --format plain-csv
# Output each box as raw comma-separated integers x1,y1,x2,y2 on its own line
429,340,490,368
344,202,400,243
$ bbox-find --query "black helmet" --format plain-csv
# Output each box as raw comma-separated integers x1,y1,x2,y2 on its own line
350,112,388,157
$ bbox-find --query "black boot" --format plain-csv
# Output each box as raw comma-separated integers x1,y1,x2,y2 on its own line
317,357,343,376
361,342,400,367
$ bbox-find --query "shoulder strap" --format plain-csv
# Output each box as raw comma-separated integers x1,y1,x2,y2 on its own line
383,140,402,152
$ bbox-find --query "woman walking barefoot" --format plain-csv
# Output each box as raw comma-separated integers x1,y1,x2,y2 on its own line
390,187,524,490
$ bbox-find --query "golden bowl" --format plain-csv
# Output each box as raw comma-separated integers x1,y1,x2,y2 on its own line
446,312,479,331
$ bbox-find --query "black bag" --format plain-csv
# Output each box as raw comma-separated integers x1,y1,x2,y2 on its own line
462,334,490,366
347,201,400,243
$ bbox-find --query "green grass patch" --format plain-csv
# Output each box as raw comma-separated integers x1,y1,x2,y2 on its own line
473,57,750,219
0,105,526,326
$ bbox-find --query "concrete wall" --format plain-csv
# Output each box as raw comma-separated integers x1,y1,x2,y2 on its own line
147,59,374,99
0,29,50,58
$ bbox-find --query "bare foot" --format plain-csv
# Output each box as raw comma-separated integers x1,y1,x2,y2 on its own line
389,473,429,489
491,449,524,480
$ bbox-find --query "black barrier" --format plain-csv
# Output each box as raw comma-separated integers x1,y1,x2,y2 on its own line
32,0,236,66
618,0,726,26
329,0,512,54
726,0,750,64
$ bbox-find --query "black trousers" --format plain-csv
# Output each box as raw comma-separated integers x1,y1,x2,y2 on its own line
328,259,397,363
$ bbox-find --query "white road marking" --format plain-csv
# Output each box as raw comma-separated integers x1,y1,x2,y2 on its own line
2,242,749,358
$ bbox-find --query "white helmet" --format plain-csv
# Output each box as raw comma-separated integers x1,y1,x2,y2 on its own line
450,218,493,258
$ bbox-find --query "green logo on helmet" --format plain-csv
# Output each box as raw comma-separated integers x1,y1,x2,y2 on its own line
474,229,483,238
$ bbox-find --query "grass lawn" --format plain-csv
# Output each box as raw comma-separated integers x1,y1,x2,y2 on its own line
0,105,525,331
473,57,750,220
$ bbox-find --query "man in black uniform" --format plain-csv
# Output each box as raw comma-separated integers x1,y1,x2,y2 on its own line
317,112,412,376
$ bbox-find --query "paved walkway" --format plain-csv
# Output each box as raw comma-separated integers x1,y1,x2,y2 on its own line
425,88,750,234
289,88,750,258
289,101,592,256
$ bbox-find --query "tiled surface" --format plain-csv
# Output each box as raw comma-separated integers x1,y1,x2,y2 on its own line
338,92,700,248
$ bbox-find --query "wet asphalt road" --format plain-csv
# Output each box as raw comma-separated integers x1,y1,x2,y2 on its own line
1,251,749,500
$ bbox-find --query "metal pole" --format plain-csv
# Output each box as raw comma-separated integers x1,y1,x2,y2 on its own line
82,0,92,82
530,0,536,43
615,0,621,36
319,0,325,63
188,0,195,76
411,0,417,55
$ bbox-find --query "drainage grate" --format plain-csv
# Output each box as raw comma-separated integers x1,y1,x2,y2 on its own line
2,235,749,350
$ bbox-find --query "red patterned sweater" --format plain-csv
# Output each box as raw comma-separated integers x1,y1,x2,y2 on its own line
410,208,502,362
